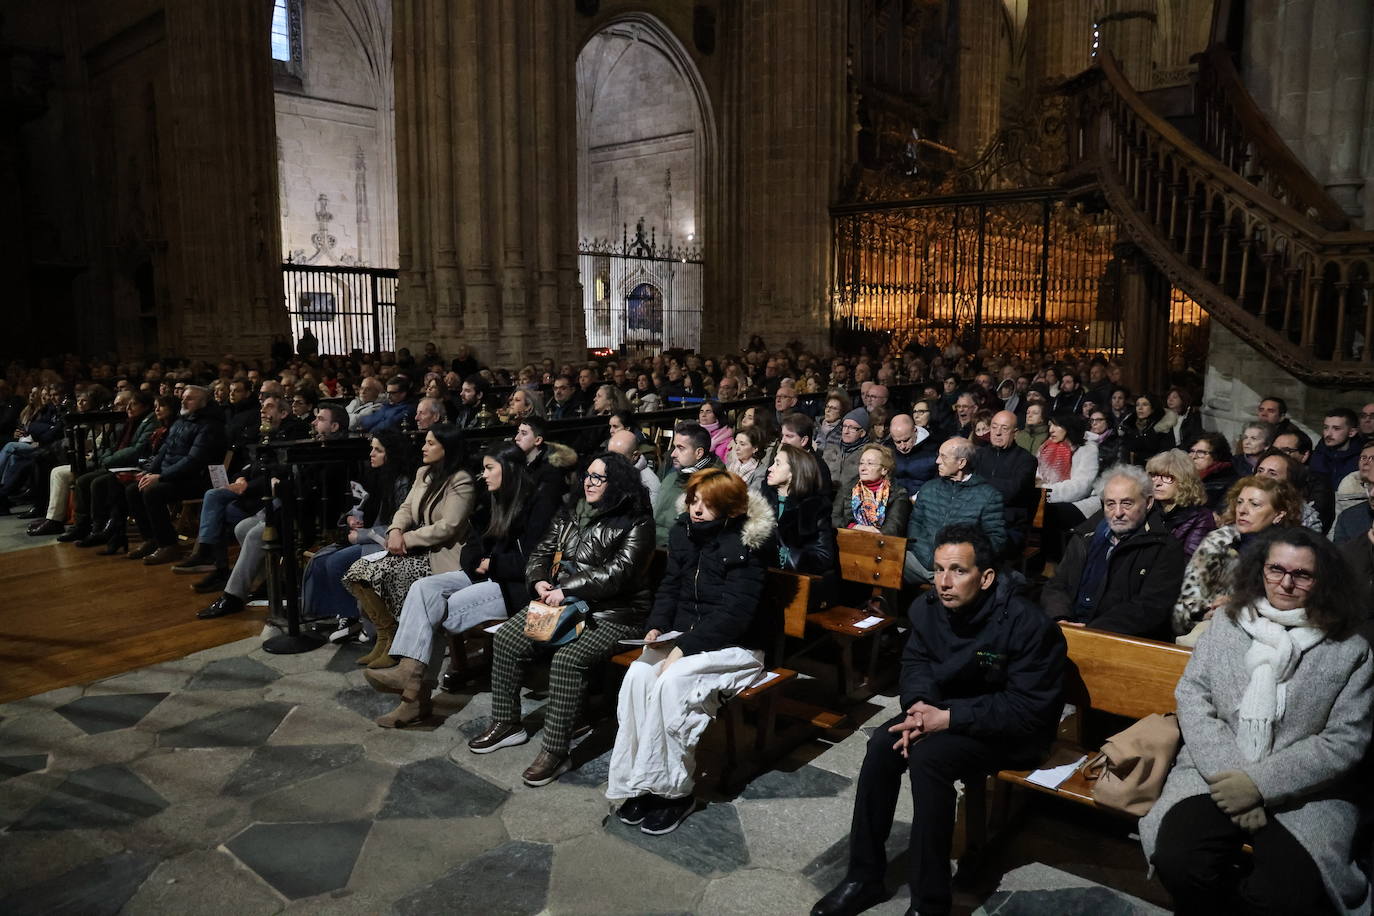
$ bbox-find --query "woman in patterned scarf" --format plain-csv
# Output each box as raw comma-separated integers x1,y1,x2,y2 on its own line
837,444,910,536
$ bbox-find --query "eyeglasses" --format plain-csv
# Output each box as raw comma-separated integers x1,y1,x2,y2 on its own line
1263,563,1314,590
584,472,608,486
1148,472,1175,483
1090,416,1109,424
1187,449,1212,458
1359,455,1374,464
912,408,930,414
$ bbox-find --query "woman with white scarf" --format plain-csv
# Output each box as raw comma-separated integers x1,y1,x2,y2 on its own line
1141,528,1373,915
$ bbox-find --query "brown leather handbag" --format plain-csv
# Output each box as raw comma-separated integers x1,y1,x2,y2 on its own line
1082,712,1181,816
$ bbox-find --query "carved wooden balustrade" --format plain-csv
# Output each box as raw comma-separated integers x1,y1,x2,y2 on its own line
1065,53,1374,387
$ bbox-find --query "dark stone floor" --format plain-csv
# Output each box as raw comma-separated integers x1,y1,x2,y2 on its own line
0,632,1170,914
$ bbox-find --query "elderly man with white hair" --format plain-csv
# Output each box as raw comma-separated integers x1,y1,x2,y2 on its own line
1040,464,1185,639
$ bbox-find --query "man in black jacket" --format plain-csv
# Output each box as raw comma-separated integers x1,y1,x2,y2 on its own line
812,524,1067,916
970,410,1038,554
126,386,228,565
1040,464,1185,639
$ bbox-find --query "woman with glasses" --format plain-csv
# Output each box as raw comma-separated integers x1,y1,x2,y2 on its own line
1171,475,1304,639
1145,449,1216,558
1143,527,1372,916
837,443,910,535
1186,432,1239,511
468,452,654,788
1086,408,1122,472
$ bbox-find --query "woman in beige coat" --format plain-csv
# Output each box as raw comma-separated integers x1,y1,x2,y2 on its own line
345,424,474,669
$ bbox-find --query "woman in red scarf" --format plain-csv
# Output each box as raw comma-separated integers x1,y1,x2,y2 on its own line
838,444,911,535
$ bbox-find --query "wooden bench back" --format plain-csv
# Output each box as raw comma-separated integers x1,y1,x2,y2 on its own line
835,528,907,591
764,568,817,640
1060,624,1191,721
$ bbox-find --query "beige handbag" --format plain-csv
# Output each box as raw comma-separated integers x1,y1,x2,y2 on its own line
1082,712,1181,816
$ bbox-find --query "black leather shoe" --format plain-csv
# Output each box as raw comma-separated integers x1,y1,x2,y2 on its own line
197,594,246,619
57,525,90,543
27,519,65,537
810,879,890,916
17,508,43,520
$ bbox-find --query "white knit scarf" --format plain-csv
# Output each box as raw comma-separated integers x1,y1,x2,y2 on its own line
1235,598,1324,762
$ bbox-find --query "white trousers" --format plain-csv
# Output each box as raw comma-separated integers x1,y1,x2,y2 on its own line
606,645,763,801
46,465,75,522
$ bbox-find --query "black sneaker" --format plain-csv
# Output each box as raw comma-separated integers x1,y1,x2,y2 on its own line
615,794,661,826
640,795,694,835
192,568,230,594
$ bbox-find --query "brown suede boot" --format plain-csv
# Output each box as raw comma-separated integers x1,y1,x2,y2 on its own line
375,684,433,728
366,620,398,670
364,657,423,695
353,588,391,667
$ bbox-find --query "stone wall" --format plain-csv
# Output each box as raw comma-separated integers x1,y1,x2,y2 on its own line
1203,323,1374,442
1243,0,1374,226
275,0,396,268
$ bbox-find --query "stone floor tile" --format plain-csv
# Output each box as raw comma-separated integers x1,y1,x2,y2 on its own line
345,815,509,904
127,747,256,803
0,685,85,717
973,886,1166,915
133,688,266,735
225,819,372,900
186,657,283,692
157,701,295,748
602,801,750,878
0,707,85,752
132,792,256,853
86,662,194,696
0,850,159,916
261,701,371,746
249,758,397,823
499,779,611,845
738,763,852,800
9,763,170,831
0,825,128,895
54,692,169,735
332,684,399,722
263,670,353,706
549,830,706,915
802,820,912,893
735,793,857,874
377,755,507,819
391,839,553,916
557,746,612,788
249,644,340,677
0,753,48,781
698,867,833,916
324,642,371,673
222,743,366,797
122,848,286,915
49,725,159,770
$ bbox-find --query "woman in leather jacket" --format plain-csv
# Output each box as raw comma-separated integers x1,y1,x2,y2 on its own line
762,443,838,604
467,451,655,788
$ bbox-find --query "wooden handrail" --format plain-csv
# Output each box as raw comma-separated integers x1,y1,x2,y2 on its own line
1065,52,1374,387
1194,44,1349,231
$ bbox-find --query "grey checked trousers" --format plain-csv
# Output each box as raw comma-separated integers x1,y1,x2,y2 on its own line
490,608,636,757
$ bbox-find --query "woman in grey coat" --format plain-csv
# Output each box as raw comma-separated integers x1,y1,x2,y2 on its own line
1141,527,1373,915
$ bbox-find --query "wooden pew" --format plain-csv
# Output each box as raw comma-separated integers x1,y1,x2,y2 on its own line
804,528,906,696
963,624,1191,849
608,565,839,788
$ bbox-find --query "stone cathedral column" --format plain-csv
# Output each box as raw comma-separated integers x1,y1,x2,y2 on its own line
393,0,583,366
162,0,287,358
1024,0,1096,90
713,0,847,354
952,0,1005,159
1097,0,1158,89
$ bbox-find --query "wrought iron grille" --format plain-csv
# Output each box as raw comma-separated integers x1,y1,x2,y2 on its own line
831,192,1127,358
281,264,397,356
578,219,704,354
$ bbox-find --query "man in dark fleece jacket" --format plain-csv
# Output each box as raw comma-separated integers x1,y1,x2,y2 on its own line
812,524,1066,916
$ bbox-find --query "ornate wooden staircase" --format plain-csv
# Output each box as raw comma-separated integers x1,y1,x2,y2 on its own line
1060,48,1374,388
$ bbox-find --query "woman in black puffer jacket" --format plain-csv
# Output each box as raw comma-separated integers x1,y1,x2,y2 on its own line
762,444,838,604
467,451,654,789
607,468,775,836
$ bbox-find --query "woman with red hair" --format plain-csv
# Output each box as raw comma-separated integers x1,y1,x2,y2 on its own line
607,468,776,836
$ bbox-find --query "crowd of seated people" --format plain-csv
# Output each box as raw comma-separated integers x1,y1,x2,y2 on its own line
4,337,1373,912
